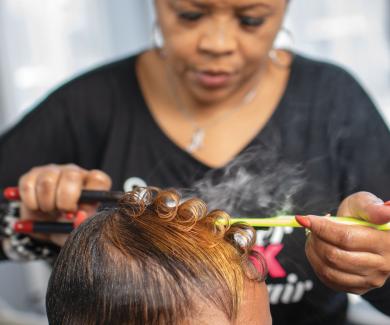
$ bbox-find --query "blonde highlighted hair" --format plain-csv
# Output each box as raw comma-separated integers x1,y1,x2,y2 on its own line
46,187,267,324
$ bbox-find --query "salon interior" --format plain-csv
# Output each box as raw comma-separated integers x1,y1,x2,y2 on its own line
0,1,389,324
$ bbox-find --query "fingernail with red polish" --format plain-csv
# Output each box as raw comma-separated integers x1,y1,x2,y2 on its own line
74,210,88,228
295,215,312,228
65,212,75,220
384,201,390,206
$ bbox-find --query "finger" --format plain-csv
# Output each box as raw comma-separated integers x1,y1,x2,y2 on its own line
35,167,61,212
339,192,390,224
302,215,387,253
20,204,48,221
56,165,87,212
308,234,382,276
83,169,112,190
73,210,88,228
19,205,52,241
49,234,69,247
363,203,390,224
18,168,40,210
48,211,87,247
305,241,373,295
80,170,112,215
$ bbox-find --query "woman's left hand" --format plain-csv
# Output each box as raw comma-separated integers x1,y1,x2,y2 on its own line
296,191,390,295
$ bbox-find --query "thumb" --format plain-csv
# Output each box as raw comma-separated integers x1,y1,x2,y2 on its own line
338,192,390,224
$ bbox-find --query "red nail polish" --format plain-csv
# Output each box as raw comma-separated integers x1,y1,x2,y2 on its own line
384,201,390,206
295,215,312,228
74,210,88,228
65,212,75,220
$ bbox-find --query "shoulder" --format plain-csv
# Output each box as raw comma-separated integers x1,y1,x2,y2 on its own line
50,53,140,100
289,55,389,142
290,53,369,96
13,52,144,138
287,53,374,111
29,52,144,128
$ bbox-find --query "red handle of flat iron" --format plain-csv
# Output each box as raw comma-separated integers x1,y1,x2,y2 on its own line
2,187,123,203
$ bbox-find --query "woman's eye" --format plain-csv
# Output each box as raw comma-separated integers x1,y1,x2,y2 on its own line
178,11,203,21
239,16,265,27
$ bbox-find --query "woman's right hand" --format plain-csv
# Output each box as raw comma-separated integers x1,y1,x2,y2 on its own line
18,164,112,246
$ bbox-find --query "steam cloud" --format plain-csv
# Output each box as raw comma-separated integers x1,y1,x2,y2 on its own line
181,142,305,218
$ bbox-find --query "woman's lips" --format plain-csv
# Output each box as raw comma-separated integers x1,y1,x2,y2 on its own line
194,71,234,88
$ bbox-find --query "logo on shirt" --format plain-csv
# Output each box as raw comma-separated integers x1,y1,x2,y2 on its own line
255,227,314,304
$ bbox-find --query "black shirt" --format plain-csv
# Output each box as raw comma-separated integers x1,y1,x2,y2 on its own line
1,53,390,324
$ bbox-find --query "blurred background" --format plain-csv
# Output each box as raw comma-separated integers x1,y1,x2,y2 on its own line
0,0,389,324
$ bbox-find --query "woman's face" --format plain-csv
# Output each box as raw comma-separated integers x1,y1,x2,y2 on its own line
155,0,288,104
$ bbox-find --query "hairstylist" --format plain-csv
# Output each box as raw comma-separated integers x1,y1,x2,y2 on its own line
1,1,390,324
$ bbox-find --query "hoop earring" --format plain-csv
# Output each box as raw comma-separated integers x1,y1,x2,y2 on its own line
269,27,295,69
152,22,165,50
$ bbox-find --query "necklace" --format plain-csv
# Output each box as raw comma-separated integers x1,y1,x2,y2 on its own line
175,86,258,153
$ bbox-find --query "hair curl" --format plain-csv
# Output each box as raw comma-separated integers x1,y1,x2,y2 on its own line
46,187,267,325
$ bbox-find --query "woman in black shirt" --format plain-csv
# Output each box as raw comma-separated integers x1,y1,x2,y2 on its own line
1,0,390,324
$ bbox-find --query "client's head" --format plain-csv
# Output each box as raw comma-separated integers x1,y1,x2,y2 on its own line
46,187,270,325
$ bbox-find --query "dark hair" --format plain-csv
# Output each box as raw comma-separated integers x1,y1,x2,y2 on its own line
46,188,266,324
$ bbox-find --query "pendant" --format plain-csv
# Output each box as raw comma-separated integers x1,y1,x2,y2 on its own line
186,128,205,153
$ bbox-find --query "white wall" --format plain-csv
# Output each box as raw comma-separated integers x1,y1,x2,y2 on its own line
286,0,390,125
0,0,153,132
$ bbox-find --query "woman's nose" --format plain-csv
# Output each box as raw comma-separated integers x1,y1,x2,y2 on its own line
198,22,237,56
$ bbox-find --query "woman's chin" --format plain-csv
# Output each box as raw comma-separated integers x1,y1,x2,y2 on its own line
188,84,238,105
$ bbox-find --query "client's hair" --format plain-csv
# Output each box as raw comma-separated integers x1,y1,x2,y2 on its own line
46,187,267,325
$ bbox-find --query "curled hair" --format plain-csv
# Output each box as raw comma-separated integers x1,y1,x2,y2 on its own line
46,187,267,325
